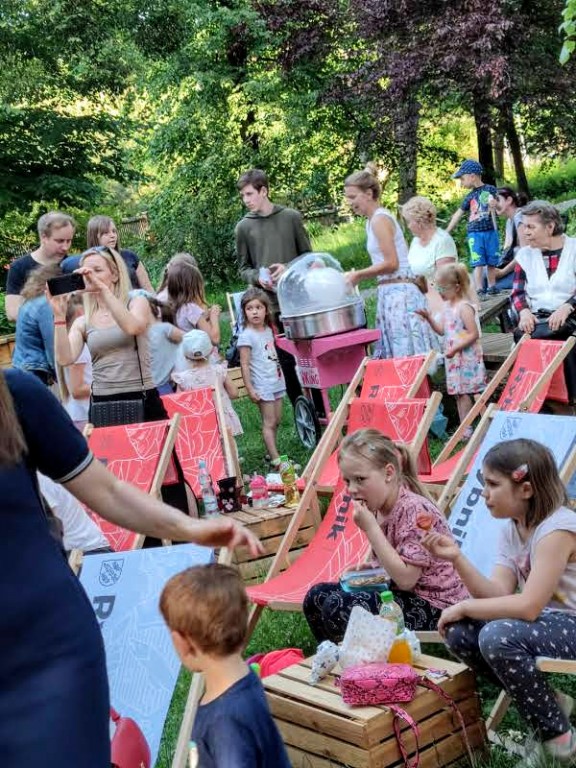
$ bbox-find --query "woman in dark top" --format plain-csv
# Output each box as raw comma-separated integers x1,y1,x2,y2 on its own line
0,368,261,768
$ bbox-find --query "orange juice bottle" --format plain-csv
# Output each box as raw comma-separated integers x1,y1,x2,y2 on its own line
379,591,413,665
388,633,413,664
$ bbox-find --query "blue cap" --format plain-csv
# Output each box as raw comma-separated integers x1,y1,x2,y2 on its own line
452,159,483,179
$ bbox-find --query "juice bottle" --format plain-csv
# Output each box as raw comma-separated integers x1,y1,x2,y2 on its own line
279,455,300,508
379,591,413,664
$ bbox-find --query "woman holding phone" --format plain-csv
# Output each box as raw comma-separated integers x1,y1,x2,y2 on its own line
50,245,163,422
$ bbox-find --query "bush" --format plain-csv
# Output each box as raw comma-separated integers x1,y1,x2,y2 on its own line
528,160,576,202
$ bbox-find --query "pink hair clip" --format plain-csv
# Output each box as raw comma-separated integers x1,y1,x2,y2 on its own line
511,464,529,482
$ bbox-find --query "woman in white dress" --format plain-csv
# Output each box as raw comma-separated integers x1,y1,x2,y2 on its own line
344,170,437,359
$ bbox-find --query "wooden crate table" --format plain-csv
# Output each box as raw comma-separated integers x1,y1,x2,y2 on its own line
0,334,15,368
263,654,486,768
227,504,316,585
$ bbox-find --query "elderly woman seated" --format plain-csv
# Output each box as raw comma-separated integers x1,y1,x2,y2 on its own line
512,199,576,404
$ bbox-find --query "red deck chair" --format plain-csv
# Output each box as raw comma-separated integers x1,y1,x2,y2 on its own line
425,336,574,489
246,481,371,635
162,389,234,496
86,416,180,551
315,395,441,491
300,352,437,488
359,354,432,400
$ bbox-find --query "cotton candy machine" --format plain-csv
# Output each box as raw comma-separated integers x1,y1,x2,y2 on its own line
276,253,380,447
277,253,366,340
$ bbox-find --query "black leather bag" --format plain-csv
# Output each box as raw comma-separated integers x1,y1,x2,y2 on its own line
89,336,147,428
90,397,145,428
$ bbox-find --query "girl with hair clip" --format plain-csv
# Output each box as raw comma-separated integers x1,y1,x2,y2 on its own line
303,429,467,643
423,438,576,766
166,261,221,345
416,262,486,439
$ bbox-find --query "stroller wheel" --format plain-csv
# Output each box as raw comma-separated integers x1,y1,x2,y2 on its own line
294,396,321,449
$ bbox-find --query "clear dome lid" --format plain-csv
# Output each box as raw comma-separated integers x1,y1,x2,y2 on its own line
277,252,359,317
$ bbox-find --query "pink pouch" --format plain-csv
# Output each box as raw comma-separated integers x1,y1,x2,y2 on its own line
338,662,418,706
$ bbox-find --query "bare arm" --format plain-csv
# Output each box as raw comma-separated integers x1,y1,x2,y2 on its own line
349,215,399,285
439,532,575,632
239,346,259,403
68,362,90,400
422,531,517,599
167,325,184,344
5,294,23,322
64,458,263,555
135,262,154,293
223,372,239,400
446,208,464,234
54,311,85,366
415,308,444,336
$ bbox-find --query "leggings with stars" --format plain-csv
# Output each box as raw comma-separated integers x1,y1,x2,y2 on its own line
445,612,576,740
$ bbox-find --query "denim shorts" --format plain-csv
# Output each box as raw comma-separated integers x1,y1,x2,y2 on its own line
467,230,500,267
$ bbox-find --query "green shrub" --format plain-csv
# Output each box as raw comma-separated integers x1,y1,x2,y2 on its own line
528,159,576,202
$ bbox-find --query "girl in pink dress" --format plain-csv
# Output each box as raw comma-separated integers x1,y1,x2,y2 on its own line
416,263,486,438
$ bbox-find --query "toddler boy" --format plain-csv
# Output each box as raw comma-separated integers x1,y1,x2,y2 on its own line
446,159,499,296
160,563,291,768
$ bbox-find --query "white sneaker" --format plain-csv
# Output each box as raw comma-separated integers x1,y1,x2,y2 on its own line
516,728,576,767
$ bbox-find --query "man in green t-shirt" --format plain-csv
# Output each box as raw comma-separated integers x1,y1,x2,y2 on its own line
235,169,316,409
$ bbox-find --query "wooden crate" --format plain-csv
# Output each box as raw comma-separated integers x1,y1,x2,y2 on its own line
0,334,15,368
228,366,248,399
227,505,316,584
264,654,487,768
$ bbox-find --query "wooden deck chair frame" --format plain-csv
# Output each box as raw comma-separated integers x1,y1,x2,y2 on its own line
83,414,181,549
435,335,575,465
301,351,437,483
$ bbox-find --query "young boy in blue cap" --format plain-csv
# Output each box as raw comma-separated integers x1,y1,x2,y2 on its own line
446,159,499,297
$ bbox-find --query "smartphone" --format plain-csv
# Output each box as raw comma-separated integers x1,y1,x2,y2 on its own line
47,273,86,296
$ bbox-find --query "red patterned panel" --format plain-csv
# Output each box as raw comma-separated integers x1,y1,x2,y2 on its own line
360,355,427,397
499,340,568,411
247,483,370,606
162,390,227,495
87,420,171,551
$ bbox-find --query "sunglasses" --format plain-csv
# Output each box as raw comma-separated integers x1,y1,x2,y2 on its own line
81,245,117,258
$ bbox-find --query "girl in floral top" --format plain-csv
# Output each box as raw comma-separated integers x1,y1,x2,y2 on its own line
303,429,468,642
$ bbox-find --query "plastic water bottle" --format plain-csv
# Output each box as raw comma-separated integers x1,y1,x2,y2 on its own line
379,590,405,635
279,455,300,508
198,460,219,517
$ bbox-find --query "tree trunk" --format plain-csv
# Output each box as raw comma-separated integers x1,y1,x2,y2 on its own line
393,97,420,202
501,105,530,199
472,93,496,186
493,130,505,180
